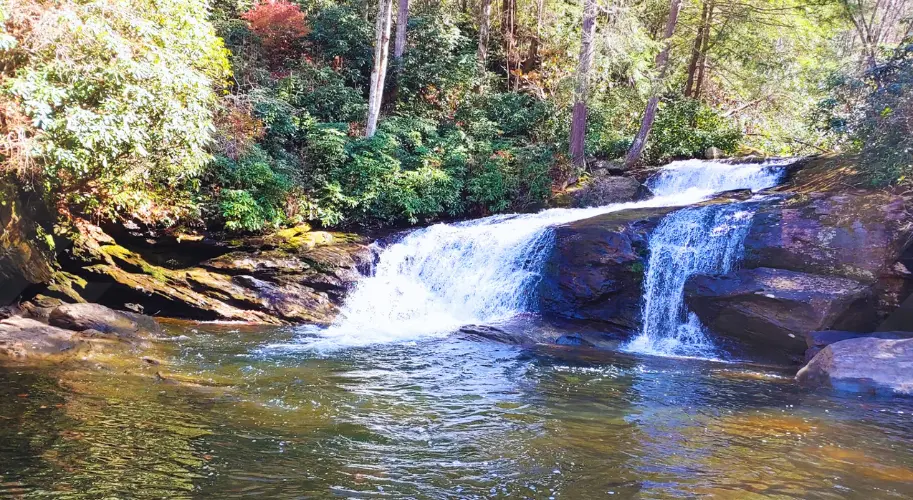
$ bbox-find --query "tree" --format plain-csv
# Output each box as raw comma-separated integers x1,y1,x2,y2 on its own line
502,0,517,89
684,0,713,99
478,0,492,73
569,0,598,168
393,0,410,65
242,0,309,69
838,0,913,70
3,0,230,220
625,0,682,167
366,0,394,137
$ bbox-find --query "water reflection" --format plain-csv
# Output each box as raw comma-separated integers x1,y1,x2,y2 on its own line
0,326,911,498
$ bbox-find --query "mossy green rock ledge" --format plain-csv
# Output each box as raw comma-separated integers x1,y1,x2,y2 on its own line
39,220,373,325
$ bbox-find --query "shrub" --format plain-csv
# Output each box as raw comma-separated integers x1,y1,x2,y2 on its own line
3,0,230,221
210,145,293,231
277,66,367,123
307,5,373,87
849,44,913,186
644,98,742,164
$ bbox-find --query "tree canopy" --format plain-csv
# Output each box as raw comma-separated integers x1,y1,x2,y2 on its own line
1,0,909,231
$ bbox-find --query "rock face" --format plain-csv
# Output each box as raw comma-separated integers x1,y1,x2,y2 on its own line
684,267,877,360
742,190,912,319
0,184,55,304
797,337,913,395
39,220,373,325
571,176,652,208
539,207,675,329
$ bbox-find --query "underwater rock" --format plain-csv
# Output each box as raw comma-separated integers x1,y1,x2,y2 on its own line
685,267,878,361
797,337,913,395
458,324,532,345
0,316,81,360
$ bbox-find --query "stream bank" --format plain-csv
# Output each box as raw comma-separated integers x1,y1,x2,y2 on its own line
2,155,913,395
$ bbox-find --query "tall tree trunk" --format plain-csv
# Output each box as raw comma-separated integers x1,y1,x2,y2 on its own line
693,10,711,100
501,0,517,89
366,0,394,137
569,0,598,168
478,0,492,73
393,0,409,64
684,0,711,98
388,0,409,105
624,0,682,168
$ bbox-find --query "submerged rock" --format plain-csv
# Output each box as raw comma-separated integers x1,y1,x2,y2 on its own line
570,176,652,208
797,337,913,395
458,324,532,345
684,267,877,360
539,206,677,329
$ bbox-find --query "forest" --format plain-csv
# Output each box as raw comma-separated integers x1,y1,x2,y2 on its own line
1,0,911,232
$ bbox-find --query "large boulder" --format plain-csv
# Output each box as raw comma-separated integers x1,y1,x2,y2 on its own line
743,190,910,284
804,330,913,362
48,303,162,339
539,206,676,329
684,267,877,360
571,176,652,208
797,337,913,395
0,316,81,360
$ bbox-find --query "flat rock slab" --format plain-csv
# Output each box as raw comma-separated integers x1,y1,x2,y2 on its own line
797,337,913,395
49,303,162,339
0,317,81,360
685,267,877,361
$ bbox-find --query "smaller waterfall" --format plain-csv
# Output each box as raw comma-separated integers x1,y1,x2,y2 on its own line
624,203,757,358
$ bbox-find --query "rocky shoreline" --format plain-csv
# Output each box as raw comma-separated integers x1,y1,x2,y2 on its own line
2,155,913,396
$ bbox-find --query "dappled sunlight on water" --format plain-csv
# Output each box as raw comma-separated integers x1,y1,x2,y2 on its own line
0,324,912,498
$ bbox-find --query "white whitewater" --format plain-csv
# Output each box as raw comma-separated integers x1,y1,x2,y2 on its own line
623,204,758,358
294,159,787,349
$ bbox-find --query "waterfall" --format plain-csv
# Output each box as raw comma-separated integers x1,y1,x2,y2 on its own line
623,204,759,358
302,159,787,349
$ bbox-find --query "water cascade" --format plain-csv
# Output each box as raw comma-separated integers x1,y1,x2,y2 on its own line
306,160,787,349
623,204,759,358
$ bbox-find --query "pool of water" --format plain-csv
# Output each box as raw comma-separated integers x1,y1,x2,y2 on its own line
1,323,912,498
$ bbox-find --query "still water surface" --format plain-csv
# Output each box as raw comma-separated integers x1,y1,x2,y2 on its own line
1,323,912,499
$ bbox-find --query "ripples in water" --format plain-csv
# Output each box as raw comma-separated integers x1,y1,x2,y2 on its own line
0,323,912,498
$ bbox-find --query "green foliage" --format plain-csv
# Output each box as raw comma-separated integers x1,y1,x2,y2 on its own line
848,45,913,186
394,6,477,117
210,145,293,231
644,98,742,164
3,0,229,220
306,4,374,86
277,65,367,123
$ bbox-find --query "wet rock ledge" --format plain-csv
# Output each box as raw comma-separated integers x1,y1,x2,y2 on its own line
29,220,374,326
